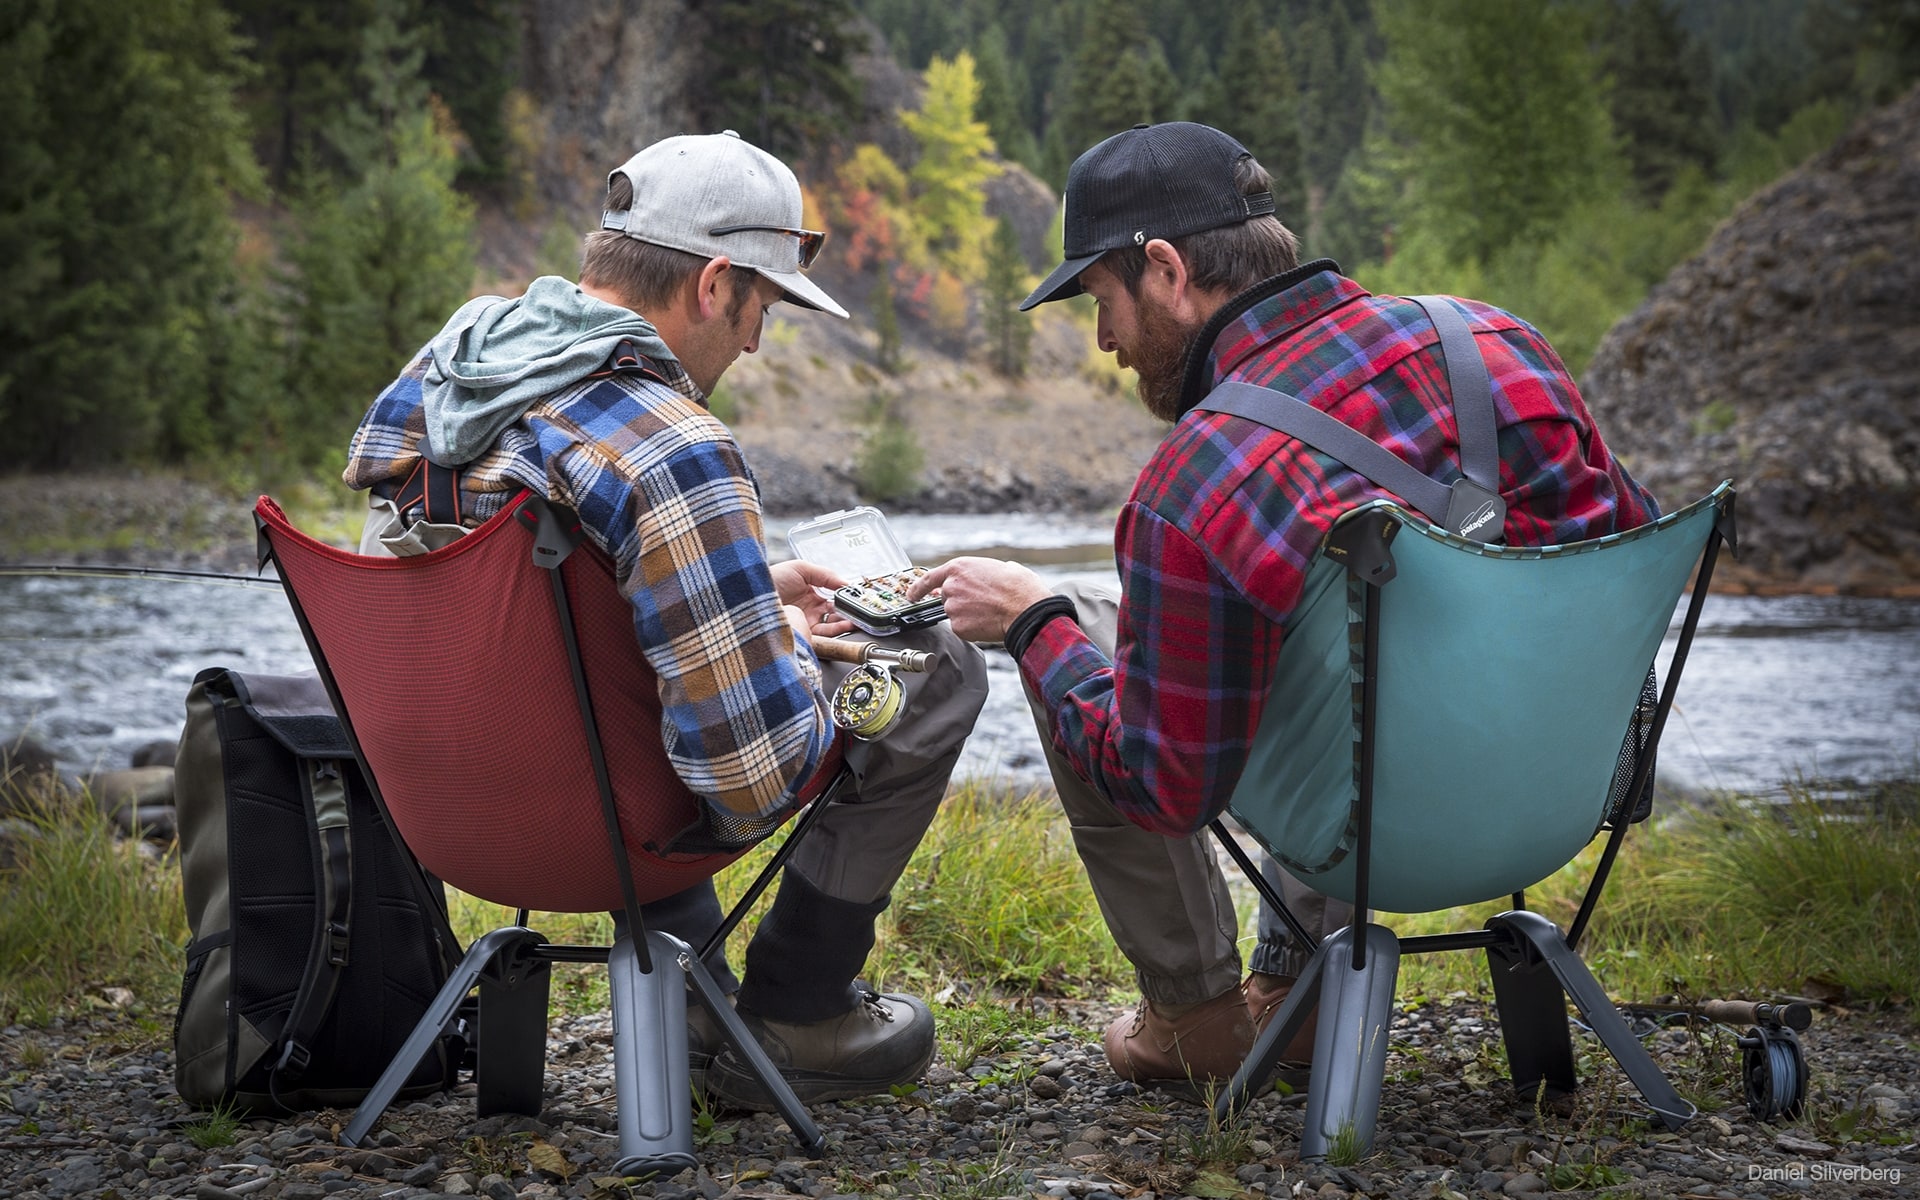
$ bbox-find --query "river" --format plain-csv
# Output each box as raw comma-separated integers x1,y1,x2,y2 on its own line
4,512,1917,797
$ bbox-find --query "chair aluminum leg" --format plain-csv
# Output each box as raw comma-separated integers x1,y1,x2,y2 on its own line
607,931,699,1175
343,926,548,1148
1485,916,1579,1107
1299,924,1400,1161
476,947,551,1118
1487,911,1695,1131
683,941,827,1158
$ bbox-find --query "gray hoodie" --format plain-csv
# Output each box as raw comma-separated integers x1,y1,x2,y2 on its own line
420,275,677,465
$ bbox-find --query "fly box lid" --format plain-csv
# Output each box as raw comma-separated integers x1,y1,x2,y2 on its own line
786,506,947,637
786,506,914,577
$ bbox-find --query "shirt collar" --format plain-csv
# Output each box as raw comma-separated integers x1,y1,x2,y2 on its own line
1173,259,1367,414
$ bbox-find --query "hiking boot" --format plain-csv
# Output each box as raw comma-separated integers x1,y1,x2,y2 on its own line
704,985,935,1111
1247,971,1316,1084
1103,983,1256,1087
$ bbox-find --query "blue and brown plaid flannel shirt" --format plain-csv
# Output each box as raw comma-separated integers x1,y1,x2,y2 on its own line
345,346,833,826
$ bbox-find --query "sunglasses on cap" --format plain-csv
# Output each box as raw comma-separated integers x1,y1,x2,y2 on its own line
708,224,828,269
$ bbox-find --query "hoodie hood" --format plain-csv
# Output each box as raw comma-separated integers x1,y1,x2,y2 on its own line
420,275,676,465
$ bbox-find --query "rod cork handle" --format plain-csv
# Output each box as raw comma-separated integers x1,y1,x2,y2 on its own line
808,636,934,673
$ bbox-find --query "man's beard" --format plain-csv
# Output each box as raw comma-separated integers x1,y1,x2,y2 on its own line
1125,294,1201,422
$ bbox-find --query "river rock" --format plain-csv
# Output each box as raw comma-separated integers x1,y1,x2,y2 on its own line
1,734,61,812
87,766,176,824
131,739,179,769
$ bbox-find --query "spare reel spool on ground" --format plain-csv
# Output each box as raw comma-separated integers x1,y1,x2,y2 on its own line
831,663,906,740
1738,1025,1808,1121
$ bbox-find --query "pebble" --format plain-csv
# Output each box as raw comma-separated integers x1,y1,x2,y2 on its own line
0,998,1913,1199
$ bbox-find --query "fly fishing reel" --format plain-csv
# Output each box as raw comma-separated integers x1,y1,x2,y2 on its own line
832,662,908,740
1738,1023,1809,1122
812,638,935,741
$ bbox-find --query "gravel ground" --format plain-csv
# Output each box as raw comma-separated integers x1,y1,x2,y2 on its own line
3,994,1914,1200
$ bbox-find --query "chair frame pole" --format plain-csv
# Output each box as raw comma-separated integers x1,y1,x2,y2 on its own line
1568,515,1729,949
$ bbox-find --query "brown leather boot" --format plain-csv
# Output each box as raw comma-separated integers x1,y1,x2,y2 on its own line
1247,970,1317,1075
1103,983,1257,1085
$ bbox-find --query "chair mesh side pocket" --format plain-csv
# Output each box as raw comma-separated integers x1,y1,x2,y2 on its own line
1605,668,1661,827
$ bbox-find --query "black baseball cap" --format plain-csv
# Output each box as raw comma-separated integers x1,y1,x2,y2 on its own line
1019,121,1276,311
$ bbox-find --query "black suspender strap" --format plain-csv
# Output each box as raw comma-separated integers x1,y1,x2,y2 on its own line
1192,295,1507,543
1410,295,1498,496
388,458,465,527
1202,381,1455,523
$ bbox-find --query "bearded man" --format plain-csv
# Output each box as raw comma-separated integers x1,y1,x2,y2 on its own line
911,122,1658,1090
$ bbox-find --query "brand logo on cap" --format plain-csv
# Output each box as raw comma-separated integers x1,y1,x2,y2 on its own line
1133,231,1145,245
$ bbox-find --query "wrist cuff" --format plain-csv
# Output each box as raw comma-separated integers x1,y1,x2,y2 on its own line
1005,594,1079,663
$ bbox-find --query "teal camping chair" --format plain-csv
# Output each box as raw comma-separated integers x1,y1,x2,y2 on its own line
1210,481,1737,1157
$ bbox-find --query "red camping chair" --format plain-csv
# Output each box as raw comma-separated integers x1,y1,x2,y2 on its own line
254,489,847,1173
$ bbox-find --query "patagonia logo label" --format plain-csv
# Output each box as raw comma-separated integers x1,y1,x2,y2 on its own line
1460,501,1500,537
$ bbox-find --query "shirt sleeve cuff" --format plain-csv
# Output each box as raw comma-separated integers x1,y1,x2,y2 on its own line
1005,594,1079,663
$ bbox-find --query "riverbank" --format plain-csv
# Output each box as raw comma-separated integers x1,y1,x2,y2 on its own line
1,992,1915,1200
8,470,1920,598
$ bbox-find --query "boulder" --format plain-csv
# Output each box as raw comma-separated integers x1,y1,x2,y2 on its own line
85,766,175,828
1582,83,1920,592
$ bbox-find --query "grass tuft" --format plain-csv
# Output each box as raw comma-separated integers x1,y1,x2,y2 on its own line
0,778,187,1028
1386,783,1920,1006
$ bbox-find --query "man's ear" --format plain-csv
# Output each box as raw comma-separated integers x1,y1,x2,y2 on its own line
1140,238,1197,318
693,255,734,321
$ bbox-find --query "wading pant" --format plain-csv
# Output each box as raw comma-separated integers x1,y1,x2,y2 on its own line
648,617,989,1022
1027,579,1354,1008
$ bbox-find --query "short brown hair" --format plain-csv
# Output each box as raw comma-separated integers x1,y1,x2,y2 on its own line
580,173,757,317
1104,154,1299,298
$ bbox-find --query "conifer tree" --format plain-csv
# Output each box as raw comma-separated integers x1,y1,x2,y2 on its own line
1055,0,1179,169
900,52,1001,279
420,0,522,186
705,0,866,159
981,217,1032,378
226,0,379,187
277,0,475,466
1184,8,1307,229
0,0,259,469
1601,0,1721,203
973,24,1041,171
1372,0,1619,264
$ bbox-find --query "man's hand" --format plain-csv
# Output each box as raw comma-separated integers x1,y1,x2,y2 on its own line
770,560,855,638
909,556,1054,643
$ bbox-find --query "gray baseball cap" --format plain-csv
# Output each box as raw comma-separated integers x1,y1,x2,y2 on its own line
601,130,848,319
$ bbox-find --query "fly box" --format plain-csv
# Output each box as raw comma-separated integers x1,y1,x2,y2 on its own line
786,506,947,637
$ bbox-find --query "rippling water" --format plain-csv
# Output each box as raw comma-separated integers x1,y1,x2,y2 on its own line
5,513,1917,795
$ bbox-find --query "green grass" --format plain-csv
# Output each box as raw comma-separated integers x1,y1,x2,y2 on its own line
432,779,1130,1021
1380,783,1920,1007
4,769,1914,1053
0,779,188,1028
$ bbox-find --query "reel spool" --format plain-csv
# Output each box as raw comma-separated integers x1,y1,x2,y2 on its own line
1738,1025,1808,1121
831,663,907,740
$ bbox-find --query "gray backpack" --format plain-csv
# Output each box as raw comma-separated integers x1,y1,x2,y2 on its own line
172,667,464,1112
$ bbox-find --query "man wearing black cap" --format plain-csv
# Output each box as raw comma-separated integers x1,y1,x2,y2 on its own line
911,122,1658,1088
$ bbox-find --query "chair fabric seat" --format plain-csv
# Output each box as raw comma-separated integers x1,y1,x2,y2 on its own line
257,491,835,914
1228,486,1730,914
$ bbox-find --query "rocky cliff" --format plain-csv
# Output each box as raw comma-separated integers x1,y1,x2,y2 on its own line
1582,84,1920,592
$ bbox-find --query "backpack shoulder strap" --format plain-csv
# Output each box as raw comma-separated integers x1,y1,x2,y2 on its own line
268,756,354,1099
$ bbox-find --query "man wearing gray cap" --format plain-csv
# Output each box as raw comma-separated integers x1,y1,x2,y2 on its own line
913,122,1657,1091
343,131,988,1110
